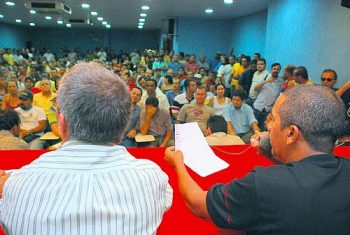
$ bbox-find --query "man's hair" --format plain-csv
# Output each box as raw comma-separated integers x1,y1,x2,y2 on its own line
280,85,346,153
249,59,257,65
232,89,247,100
145,96,159,107
207,115,227,133
257,58,266,65
184,78,196,91
254,52,261,58
0,110,20,131
271,63,281,69
284,64,296,76
146,78,157,87
57,62,131,144
197,85,207,93
295,66,308,79
321,69,338,81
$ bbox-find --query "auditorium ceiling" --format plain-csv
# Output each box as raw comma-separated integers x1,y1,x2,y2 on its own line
0,0,269,29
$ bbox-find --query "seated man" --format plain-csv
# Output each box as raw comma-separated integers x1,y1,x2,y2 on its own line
205,115,244,146
137,78,170,111
222,89,259,143
165,85,350,234
0,62,172,234
177,86,214,135
120,87,142,147
140,96,173,147
15,91,46,149
0,109,29,150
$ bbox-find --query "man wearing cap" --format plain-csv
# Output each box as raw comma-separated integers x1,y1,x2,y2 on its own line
15,91,47,149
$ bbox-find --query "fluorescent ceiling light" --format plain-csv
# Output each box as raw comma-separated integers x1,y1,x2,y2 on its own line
90,11,98,16
30,10,36,14
140,13,147,17
102,21,107,25
81,3,90,9
30,23,35,26
138,22,145,26
0,14,4,18
205,9,214,14
224,0,234,4
45,16,52,20
5,2,15,6
15,19,22,23
97,17,103,21
57,20,64,24
141,6,150,11
106,24,111,28
139,18,145,22
66,23,72,27
138,25,143,29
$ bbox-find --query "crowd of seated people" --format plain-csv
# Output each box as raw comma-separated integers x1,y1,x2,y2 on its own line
0,47,349,149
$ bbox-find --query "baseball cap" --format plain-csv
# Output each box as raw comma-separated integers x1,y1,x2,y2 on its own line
19,91,33,100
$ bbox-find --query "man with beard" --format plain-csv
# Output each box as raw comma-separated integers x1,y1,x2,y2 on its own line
15,91,46,149
165,85,350,234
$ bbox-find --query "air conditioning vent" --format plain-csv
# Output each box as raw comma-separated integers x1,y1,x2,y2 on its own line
25,1,72,14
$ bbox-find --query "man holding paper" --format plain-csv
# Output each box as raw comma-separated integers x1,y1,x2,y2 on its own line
165,85,350,234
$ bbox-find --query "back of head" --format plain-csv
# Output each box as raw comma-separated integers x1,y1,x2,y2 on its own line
295,66,308,79
280,85,346,153
0,110,20,131
57,62,131,144
145,96,159,107
207,115,227,133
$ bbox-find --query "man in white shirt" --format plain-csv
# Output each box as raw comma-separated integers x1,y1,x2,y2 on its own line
15,91,46,149
247,58,269,106
1,62,173,235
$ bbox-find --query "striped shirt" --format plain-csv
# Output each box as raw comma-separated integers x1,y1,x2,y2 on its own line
0,140,173,235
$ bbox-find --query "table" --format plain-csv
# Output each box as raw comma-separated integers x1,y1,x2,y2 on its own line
1,145,349,234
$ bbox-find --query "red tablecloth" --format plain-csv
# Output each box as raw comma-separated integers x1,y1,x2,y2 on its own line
1,145,349,234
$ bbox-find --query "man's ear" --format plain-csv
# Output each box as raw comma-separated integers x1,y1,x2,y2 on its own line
205,127,212,136
57,113,68,142
286,125,299,145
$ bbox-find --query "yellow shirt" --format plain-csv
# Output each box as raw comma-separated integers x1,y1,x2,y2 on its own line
3,54,14,66
33,92,56,117
305,79,313,85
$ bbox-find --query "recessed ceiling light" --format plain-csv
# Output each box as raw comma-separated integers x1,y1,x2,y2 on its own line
5,2,15,6
138,25,143,29
57,20,64,24
139,22,145,26
81,3,90,9
139,18,145,22
0,14,4,18
66,23,72,27
30,22,35,26
102,21,107,25
45,16,52,20
106,24,111,29
140,13,147,17
97,17,103,21
205,9,214,14
141,6,150,11
90,11,97,16
224,0,234,4
15,19,22,23
30,10,36,14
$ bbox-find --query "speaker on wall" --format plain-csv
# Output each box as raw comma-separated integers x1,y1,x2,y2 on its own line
341,0,350,8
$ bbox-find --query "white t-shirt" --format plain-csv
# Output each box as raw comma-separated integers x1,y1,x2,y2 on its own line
15,106,46,136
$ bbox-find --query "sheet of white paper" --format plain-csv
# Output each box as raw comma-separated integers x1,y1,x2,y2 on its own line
175,122,229,177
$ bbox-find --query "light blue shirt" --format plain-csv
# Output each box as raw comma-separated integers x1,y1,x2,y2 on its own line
222,103,258,134
253,77,284,112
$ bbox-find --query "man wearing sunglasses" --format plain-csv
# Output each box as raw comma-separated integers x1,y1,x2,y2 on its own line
320,69,337,90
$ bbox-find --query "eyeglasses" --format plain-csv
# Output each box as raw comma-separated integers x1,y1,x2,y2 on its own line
321,78,334,82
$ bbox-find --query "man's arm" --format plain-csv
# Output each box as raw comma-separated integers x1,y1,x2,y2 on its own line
164,147,209,219
254,77,273,91
0,170,10,199
140,107,157,135
160,130,172,147
251,122,259,133
227,121,236,135
20,119,46,138
336,80,350,97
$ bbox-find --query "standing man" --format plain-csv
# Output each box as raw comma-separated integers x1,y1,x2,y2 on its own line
320,69,337,90
253,63,284,131
293,66,313,84
247,58,269,106
165,85,349,234
0,62,172,234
